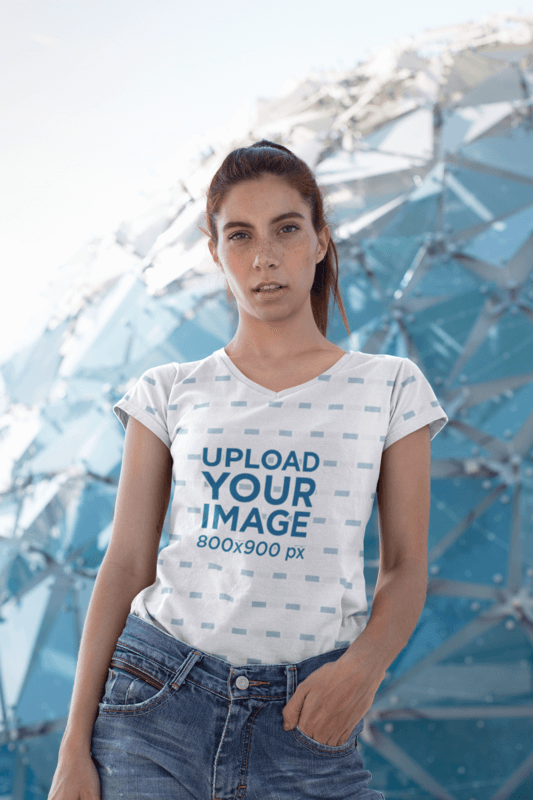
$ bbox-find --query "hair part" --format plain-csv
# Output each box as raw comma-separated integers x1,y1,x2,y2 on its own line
198,139,351,339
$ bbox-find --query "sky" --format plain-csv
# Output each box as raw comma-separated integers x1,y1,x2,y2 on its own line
2,0,533,366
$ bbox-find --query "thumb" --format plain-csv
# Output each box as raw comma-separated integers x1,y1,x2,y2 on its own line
283,689,305,730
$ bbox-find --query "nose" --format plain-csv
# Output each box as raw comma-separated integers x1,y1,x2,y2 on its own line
252,241,279,269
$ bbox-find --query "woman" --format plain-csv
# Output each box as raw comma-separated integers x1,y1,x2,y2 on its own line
48,140,448,799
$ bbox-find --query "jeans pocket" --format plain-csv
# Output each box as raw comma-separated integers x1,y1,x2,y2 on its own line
99,651,176,715
291,722,359,757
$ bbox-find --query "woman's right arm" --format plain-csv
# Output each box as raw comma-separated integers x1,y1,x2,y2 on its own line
48,416,173,797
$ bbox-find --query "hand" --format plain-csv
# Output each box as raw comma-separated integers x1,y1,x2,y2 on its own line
47,744,101,800
282,653,383,746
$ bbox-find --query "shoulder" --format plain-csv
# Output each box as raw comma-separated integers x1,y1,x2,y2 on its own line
356,351,407,377
140,362,179,384
380,354,421,378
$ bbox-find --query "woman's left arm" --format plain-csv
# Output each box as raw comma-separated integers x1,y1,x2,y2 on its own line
282,424,432,744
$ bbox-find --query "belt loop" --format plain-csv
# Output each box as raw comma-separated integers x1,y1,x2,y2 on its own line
285,664,297,706
170,650,203,690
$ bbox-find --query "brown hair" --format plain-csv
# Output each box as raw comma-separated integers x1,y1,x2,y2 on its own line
198,139,350,338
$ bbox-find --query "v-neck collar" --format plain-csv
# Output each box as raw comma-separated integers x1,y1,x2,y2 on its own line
214,347,356,399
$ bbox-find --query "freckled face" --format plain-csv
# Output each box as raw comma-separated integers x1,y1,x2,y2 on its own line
208,174,329,321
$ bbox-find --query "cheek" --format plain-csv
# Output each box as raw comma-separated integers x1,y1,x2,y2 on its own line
227,254,249,276
292,240,316,260
218,247,244,270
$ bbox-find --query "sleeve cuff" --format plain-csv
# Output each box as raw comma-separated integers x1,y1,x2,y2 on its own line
384,409,448,451
113,399,171,450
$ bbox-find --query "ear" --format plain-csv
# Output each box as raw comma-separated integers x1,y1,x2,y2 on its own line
208,238,219,266
317,224,330,263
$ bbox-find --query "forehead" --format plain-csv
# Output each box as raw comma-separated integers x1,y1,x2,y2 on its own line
219,175,308,215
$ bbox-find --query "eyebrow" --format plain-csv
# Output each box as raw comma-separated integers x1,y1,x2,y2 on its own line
222,211,306,233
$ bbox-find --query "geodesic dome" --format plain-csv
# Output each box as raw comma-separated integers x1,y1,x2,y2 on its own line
1,12,533,800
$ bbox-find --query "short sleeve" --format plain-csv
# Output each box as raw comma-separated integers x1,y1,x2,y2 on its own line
384,357,448,451
113,363,177,450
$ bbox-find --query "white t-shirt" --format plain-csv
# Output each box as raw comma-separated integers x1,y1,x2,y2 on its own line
113,347,448,665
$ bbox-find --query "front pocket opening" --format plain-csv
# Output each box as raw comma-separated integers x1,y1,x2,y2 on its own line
296,724,358,750
109,656,165,691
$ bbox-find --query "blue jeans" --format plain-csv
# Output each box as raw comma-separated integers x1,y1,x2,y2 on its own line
90,613,385,799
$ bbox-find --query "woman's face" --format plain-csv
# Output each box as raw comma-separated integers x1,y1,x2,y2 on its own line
208,174,329,325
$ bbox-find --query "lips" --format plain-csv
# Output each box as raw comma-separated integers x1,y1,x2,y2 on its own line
253,285,288,298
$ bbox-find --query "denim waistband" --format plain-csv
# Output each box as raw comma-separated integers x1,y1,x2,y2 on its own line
115,613,352,705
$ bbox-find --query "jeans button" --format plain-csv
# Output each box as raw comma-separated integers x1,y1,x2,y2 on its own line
236,676,249,690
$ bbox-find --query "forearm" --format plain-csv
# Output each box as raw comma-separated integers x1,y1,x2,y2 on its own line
340,558,428,679
60,557,154,755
